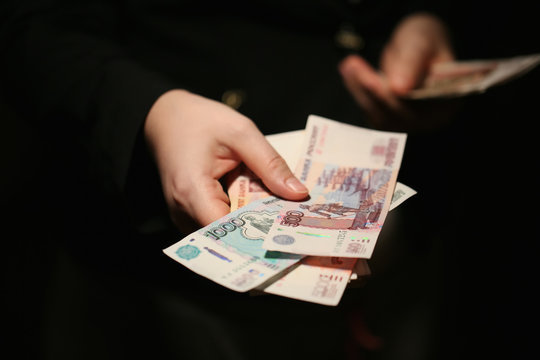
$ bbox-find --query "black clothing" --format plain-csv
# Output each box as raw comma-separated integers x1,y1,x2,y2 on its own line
1,0,455,190
1,0,437,267
3,1,538,359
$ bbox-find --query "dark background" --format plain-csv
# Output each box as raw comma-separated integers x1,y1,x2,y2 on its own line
2,2,539,359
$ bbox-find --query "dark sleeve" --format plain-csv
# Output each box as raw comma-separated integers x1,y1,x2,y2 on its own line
0,0,176,192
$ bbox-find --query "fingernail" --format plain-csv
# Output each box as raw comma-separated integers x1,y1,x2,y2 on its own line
286,177,308,194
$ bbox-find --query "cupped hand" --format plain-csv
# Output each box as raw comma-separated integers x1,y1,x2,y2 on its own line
144,90,308,230
339,13,457,131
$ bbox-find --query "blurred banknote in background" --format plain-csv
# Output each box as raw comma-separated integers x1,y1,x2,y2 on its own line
405,53,540,99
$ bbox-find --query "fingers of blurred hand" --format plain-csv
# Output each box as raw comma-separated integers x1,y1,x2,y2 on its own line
338,55,409,125
339,55,382,92
339,65,386,126
382,41,430,95
382,13,454,95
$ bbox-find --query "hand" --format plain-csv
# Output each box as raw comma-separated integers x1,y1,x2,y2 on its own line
144,90,308,230
339,13,458,131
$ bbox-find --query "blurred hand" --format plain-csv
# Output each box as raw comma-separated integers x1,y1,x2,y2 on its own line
339,13,458,131
144,90,308,230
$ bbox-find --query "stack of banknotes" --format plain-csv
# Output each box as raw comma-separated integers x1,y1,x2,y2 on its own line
163,115,417,306
164,53,540,305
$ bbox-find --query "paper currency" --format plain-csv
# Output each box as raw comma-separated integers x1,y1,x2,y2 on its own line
226,128,412,305
253,257,371,304
266,130,304,168
226,129,413,305
405,53,540,99
228,130,416,213
164,115,411,306
389,182,417,211
242,181,409,306
262,115,407,258
163,197,303,292
233,182,409,305
260,256,358,306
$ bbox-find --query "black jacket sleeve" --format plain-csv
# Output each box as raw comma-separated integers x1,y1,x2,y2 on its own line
1,0,176,192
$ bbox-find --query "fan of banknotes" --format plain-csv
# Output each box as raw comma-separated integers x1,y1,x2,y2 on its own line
163,115,416,306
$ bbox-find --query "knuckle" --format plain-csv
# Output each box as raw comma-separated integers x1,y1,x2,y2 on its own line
169,176,191,209
266,154,288,175
227,115,256,137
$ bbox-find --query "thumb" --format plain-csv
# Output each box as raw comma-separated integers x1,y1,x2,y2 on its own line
383,44,428,95
231,130,309,200
382,14,454,95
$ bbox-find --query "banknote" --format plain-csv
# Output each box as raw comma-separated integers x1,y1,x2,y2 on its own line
265,130,304,168
389,182,417,211
252,191,406,306
252,181,406,306
252,257,370,303
163,196,303,292
227,133,412,304
262,115,407,258
163,117,408,302
227,129,411,304
229,171,414,213
260,256,358,306
228,130,416,213
405,53,540,99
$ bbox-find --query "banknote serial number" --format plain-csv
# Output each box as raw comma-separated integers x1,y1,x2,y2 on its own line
204,217,246,240
280,210,304,227
312,274,339,299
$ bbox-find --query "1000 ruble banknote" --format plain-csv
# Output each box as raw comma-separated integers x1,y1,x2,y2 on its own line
163,196,303,292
